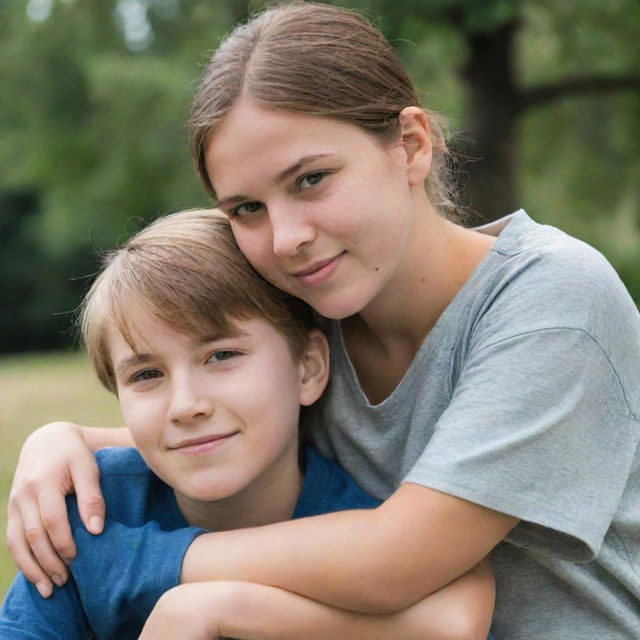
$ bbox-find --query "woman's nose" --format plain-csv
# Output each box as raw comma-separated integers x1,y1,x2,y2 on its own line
270,205,316,257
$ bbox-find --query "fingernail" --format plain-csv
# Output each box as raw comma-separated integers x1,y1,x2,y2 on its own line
62,556,74,566
36,582,52,598
52,574,66,587
88,515,103,534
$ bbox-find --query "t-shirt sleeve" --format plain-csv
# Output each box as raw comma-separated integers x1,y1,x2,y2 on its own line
70,516,207,630
404,326,639,562
0,572,89,640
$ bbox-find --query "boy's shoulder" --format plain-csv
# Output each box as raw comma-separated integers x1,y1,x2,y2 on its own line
94,446,150,477
87,447,178,527
293,446,380,519
91,446,380,524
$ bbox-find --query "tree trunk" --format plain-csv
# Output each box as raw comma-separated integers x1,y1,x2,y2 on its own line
458,20,521,224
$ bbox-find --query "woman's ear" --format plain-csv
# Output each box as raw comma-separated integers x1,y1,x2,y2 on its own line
298,330,330,407
399,106,433,186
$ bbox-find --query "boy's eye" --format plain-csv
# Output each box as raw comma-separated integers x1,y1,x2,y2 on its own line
229,201,263,219
297,171,327,190
132,369,162,383
209,350,241,363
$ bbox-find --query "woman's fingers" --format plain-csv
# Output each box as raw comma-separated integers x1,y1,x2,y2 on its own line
6,421,106,591
71,457,105,535
7,501,55,597
37,487,77,566
23,495,70,585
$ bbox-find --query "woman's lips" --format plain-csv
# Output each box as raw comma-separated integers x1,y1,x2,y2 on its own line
293,251,346,287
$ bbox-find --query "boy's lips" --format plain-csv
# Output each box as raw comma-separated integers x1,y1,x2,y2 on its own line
169,431,239,452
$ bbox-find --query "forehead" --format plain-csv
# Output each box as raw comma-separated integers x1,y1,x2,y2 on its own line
104,300,233,357
105,306,188,361
105,306,294,363
204,99,376,194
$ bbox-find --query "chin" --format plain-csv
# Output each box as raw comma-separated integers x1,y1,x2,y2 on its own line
312,294,371,320
177,478,237,503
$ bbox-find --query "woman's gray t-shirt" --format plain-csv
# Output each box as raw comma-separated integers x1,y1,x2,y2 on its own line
311,210,640,639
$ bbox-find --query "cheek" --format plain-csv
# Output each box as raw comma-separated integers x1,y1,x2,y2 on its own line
248,357,302,425
119,396,157,447
232,225,279,277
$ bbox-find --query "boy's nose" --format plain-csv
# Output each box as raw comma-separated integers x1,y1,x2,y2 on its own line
168,380,213,425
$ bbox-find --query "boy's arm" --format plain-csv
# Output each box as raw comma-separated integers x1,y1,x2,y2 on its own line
69,517,206,622
0,571,90,640
1,516,203,640
140,561,494,640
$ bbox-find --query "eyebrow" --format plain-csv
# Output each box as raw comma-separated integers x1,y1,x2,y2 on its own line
199,329,249,344
114,330,250,377
275,153,334,184
216,153,334,208
115,353,154,378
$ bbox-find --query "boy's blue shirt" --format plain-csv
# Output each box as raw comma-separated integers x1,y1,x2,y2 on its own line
0,446,380,639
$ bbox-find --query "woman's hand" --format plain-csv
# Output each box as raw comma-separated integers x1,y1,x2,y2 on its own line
6,421,106,596
140,566,494,640
139,583,226,640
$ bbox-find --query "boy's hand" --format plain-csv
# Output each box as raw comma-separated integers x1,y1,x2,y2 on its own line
7,421,105,595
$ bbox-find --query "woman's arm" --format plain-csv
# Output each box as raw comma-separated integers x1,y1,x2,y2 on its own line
8,424,514,612
78,425,133,451
7,422,130,594
140,561,494,640
181,484,515,613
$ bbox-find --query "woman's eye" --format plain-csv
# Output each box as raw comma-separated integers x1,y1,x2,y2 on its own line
132,369,162,383
209,350,241,363
229,201,263,219
297,171,327,190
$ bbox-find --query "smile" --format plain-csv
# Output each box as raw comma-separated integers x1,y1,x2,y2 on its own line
292,251,346,287
169,431,239,456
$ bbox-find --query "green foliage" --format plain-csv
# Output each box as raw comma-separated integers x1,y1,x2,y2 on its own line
345,0,524,38
0,0,221,353
0,0,638,354
519,0,640,301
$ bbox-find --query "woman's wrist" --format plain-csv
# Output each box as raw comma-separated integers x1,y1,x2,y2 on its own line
79,425,132,451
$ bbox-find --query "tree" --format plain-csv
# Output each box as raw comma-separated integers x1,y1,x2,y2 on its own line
1,0,638,354
348,0,640,223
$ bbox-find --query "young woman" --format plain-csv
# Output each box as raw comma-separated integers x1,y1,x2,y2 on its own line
8,3,640,638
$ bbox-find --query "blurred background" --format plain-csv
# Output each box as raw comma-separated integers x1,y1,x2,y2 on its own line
1,0,639,597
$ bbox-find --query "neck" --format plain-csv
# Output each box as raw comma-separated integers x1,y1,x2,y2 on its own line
341,199,495,404
175,450,303,532
354,207,494,351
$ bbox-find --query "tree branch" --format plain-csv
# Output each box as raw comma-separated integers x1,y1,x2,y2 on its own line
521,73,640,110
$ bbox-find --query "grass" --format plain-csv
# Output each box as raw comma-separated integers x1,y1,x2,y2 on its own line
0,351,122,600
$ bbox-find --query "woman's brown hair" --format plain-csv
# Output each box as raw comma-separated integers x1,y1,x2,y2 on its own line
190,1,457,218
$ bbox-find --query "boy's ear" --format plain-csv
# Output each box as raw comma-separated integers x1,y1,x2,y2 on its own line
298,330,330,407
398,106,432,186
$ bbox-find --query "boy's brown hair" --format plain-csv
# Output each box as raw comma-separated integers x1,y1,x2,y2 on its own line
80,208,317,393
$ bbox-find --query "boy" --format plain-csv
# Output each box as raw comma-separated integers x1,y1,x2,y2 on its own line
1,209,493,639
